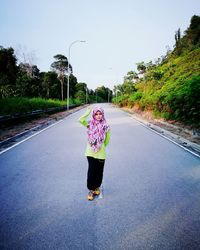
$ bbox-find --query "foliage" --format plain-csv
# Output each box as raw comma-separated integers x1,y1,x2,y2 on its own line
136,61,146,74
0,47,91,102
127,92,143,106
75,90,86,103
0,97,82,116
113,15,200,125
0,47,18,97
16,65,42,97
51,54,71,74
95,86,112,103
40,71,60,99
0,44,113,117
157,76,200,123
124,71,139,82
51,54,70,101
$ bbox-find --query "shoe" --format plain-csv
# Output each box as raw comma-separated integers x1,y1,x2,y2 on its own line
93,188,100,195
87,191,94,201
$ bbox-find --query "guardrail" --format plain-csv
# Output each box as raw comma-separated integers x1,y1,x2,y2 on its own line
0,104,80,124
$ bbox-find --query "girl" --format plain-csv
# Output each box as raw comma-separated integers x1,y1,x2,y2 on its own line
79,106,110,201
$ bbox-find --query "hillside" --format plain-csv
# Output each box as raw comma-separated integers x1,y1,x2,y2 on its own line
114,15,200,126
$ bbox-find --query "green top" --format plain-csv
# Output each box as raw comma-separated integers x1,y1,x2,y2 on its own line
78,108,111,160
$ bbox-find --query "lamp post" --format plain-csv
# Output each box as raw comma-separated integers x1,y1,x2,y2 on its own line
67,40,85,110
85,86,87,104
116,90,119,103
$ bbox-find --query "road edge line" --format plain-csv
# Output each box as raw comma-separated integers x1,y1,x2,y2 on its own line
0,105,88,155
0,119,64,155
130,114,200,159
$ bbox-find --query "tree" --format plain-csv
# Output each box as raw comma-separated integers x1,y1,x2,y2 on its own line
74,82,86,102
0,74,14,98
68,74,78,99
75,82,86,91
16,73,33,97
136,61,146,74
173,15,200,55
146,60,156,71
174,28,183,55
0,46,18,97
40,71,59,99
95,86,112,102
15,44,36,76
75,90,85,103
113,84,124,96
16,63,42,97
122,81,136,94
124,71,139,83
175,28,181,45
185,15,200,46
51,54,72,100
18,63,40,79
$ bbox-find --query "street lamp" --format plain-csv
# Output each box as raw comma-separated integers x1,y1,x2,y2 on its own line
116,90,119,103
85,86,87,104
67,40,86,110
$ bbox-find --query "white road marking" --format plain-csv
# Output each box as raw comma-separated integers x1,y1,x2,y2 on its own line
0,119,65,155
131,115,200,159
0,106,88,155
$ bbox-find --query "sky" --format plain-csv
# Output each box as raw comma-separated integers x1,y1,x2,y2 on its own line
1,0,200,90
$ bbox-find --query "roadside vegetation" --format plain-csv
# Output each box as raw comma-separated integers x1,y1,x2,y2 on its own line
0,46,112,116
113,15,200,126
0,97,82,116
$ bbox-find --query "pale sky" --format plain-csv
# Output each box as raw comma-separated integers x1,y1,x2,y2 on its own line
1,0,199,90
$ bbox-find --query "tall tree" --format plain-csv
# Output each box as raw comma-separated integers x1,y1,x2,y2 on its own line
51,54,72,100
185,15,200,46
0,46,18,97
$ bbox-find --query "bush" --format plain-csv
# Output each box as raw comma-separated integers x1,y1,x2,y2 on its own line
0,97,80,115
160,76,200,123
113,94,129,107
127,92,142,107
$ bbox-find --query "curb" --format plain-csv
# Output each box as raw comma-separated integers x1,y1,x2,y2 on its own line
122,108,200,157
0,104,80,123
0,105,88,153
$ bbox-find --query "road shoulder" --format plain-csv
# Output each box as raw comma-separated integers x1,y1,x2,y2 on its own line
120,106,200,157
0,105,87,153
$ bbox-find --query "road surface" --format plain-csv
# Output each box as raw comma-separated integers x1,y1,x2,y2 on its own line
0,104,200,250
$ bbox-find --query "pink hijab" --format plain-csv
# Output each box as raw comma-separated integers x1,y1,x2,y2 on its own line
87,107,110,152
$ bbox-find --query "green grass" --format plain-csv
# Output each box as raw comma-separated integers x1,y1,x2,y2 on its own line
0,97,82,116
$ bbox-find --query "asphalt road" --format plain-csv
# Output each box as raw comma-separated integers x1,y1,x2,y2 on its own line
0,104,200,250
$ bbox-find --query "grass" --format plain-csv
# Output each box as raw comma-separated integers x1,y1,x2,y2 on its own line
0,97,82,116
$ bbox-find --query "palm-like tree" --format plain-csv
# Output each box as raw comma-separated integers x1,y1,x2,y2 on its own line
51,54,72,100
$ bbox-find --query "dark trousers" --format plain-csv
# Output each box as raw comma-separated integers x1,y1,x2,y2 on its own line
87,156,105,190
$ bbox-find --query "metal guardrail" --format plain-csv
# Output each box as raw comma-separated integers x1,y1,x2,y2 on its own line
0,104,80,123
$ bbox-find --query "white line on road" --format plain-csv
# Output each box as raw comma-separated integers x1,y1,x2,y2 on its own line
0,119,65,155
131,115,200,159
0,107,87,156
